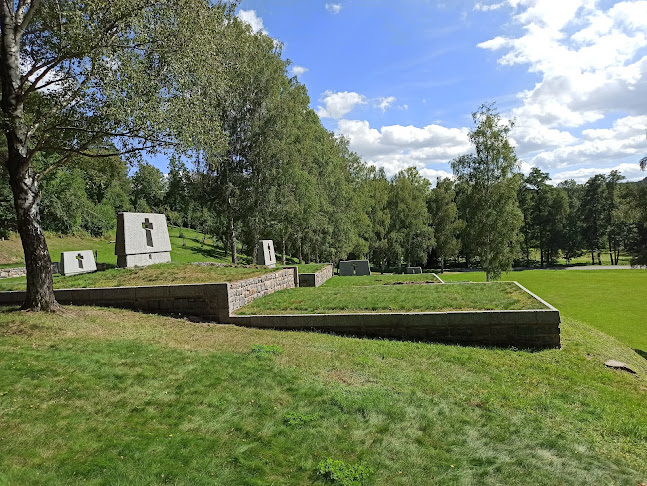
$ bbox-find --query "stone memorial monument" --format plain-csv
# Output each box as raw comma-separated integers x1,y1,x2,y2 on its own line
256,240,276,268
406,266,422,274
338,260,370,276
115,212,172,268
60,250,97,276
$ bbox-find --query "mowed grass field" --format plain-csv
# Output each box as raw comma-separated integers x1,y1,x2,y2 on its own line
0,306,646,485
441,269,647,352
237,281,545,315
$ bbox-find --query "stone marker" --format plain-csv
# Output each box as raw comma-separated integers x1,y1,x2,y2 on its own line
338,260,370,276
256,240,276,268
406,266,422,274
605,359,636,374
115,212,172,268
60,250,97,276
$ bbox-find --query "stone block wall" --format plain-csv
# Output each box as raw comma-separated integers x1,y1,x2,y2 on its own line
0,267,297,322
226,308,561,349
0,263,59,279
299,264,334,287
228,268,297,313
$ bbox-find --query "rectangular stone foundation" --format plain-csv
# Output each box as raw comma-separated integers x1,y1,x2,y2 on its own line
117,252,171,268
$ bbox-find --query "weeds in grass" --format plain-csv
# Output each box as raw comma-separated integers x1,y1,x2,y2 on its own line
317,458,373,485
251,344,284,357
283,411,319,426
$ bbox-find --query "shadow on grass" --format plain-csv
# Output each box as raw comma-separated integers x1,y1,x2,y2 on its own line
634,348,647,361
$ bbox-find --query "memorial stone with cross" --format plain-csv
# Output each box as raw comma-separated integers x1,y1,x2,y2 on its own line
115,212,172,268
60,250,97,276
256,240,276,268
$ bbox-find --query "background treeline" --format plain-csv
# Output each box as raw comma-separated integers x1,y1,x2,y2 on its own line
2,154,645,268
0,2,645,270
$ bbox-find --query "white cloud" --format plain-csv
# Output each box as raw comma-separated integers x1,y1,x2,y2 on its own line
478,0,647,128
377,96,396,112
336,119,471,177
325,3,342,14
551,163,646,184
474,2,506,11
290,65,308,76
236,9,267,34
317,91,367,119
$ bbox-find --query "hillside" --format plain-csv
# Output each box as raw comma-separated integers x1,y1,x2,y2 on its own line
0,307,645,485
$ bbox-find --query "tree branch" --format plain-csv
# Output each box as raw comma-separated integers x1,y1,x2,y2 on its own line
16,0,40,38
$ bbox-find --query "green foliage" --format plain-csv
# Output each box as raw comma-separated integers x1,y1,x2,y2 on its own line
453,104,522,280
428,177,462,271
251,344,284,357
317,458,374,486
283,411,319,426
237,281,545,315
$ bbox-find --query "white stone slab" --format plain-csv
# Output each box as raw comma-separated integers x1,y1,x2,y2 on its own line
60,250,97,276
256,240,276,268
115,212,172,268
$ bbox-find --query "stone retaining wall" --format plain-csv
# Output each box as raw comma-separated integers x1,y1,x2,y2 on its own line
227,268,297,313
0,267,297,322
0,271,561,348
299,264,334,287
226,308,561,349
0,263,59,279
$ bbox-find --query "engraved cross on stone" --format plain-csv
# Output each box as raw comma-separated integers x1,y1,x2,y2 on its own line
76,253,84,269
142,218,154,247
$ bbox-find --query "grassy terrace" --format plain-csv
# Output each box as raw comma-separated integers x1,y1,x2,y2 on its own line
0,263,274,291
236,280,546,315
0,307,645,485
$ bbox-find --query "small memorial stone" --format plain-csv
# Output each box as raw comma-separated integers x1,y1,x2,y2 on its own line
60,250,97,276
256,240,276,268
406,266,422,274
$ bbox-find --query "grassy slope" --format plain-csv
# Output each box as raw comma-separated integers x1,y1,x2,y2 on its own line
0,307,645,485
441,270,647,352
0,227,236,268
0,263,274,291
237,282,545,315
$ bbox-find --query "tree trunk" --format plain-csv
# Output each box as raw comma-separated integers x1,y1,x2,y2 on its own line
441,256,445,274
1,11,57,311
229,215,237,264
591,250,595,265
281,236,286,265
7,158,57,310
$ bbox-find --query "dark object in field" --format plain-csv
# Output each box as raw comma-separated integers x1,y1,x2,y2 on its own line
605,359,636,374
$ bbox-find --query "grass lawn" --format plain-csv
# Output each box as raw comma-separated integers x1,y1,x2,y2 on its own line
236,281,546,315
440,269,647,352
0,307,645,485
322,273,441,287
293,263,328,273
0,228,241,268
0,262,274,291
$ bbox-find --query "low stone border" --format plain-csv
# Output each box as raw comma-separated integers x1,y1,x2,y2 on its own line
0,271,560,349
225,282,561,349
0,262,59,279
298,264,333,287
0,268,298,322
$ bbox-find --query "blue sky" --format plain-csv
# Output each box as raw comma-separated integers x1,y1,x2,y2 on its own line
151,1,647,184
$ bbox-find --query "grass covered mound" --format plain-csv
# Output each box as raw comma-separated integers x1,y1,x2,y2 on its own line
295,264,328,273
322,273,442,287
0,306,645,485
236,281,546,315
0,262,274,291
